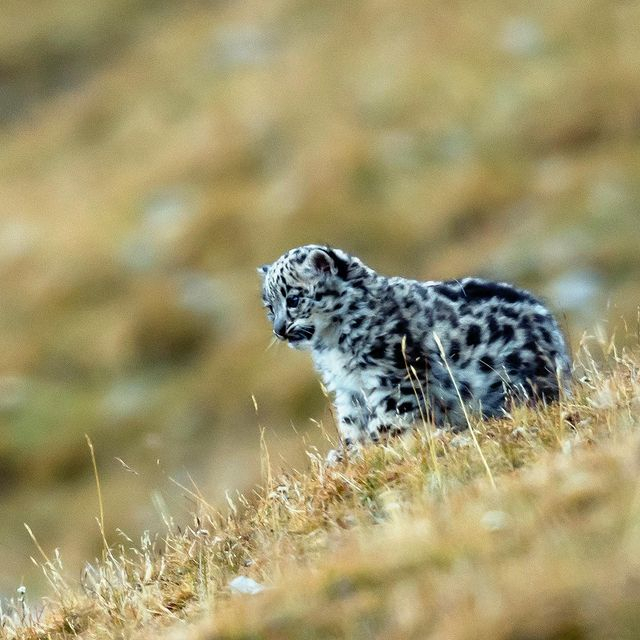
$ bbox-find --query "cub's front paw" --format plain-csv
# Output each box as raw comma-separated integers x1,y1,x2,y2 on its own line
325,448,344,467
325,440,364,466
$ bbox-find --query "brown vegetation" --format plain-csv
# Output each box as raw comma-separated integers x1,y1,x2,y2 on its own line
0,0,639,621
2,341,640,638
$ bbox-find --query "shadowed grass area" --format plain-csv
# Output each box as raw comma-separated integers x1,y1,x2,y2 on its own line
2,341,640,639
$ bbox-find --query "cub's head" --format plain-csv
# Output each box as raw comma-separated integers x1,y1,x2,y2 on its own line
258,245,361,349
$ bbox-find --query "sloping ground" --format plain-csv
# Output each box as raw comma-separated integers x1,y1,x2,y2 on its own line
2,0,640,598
3,343,640,639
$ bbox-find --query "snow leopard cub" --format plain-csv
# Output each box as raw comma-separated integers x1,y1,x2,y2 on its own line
258,245,571,450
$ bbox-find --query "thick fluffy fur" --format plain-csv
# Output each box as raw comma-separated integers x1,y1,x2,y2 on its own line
259,245,571,447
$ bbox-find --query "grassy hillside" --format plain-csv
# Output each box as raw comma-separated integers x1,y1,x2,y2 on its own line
3,341,640,639
1,0,640,599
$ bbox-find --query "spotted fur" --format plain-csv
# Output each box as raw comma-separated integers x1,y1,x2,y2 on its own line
259,245,571,447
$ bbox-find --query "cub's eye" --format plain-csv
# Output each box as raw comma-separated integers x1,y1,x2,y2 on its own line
286,295,300,308
264,303,273,315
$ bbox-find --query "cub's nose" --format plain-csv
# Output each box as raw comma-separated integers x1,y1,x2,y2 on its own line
273,318,287,340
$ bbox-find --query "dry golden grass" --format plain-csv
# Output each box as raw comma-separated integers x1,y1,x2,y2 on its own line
2,0,640,603
2,338,640,639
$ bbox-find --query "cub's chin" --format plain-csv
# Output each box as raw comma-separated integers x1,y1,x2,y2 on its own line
287,336,312,351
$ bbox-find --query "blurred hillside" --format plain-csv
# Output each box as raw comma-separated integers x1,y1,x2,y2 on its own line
0,0,639,597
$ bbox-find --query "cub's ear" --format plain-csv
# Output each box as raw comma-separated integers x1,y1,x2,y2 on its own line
305,249,337,277
304,248,350,279
257,264,270,277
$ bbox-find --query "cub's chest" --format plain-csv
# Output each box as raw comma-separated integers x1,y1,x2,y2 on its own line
312,347,366,393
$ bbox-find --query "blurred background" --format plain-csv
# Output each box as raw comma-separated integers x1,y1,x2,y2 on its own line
0,0,639,597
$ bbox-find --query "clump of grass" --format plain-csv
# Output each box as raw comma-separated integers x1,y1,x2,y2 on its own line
3,340,640,639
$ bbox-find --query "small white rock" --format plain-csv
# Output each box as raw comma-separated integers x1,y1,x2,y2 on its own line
0,375,28,412
546,269,602,313
229,575,266,595
500,17,543,56
481,510,509,532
